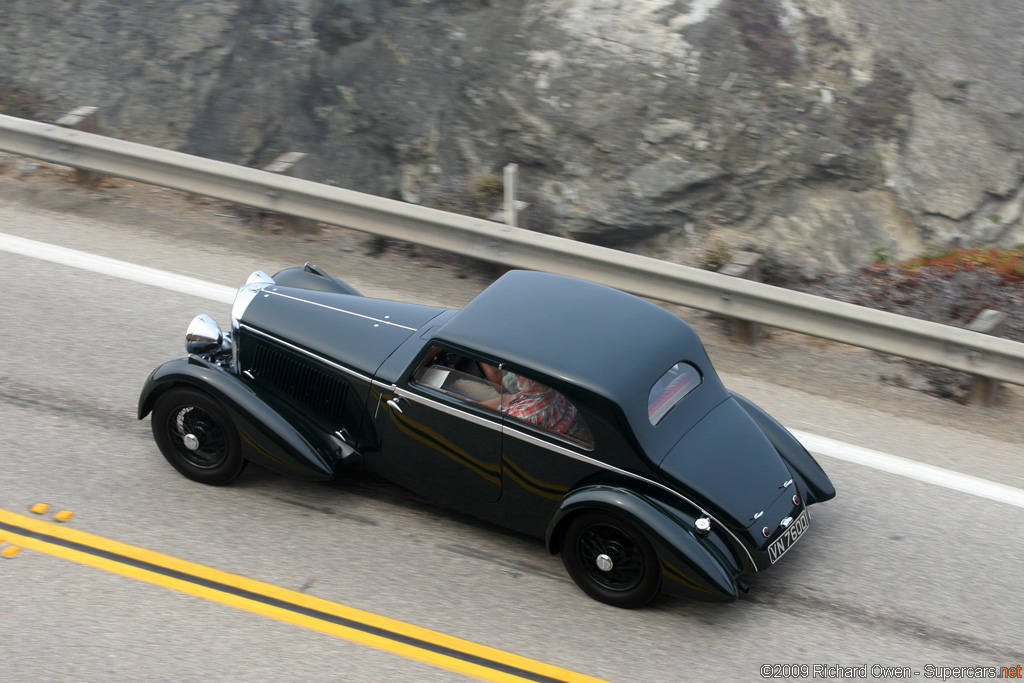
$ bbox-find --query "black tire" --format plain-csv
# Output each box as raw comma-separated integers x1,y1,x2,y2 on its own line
151,387,246,486
561,511,661,608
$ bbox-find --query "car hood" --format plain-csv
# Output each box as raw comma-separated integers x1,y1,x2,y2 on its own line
237,286,446,374
657,397,794,530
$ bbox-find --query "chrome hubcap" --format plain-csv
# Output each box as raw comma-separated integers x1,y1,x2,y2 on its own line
182,433,200,451
595,553,614,572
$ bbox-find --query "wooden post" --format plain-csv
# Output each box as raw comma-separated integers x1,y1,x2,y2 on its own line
967,309,1007,407
263,152,315,234
718,251,763,346
56,106,101,186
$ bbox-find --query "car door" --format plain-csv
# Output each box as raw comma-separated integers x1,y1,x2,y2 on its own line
494,369,603,537
375,346,504,514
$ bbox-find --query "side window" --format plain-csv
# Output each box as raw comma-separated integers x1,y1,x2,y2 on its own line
411,348,594,448
412,347,504,404
499,371,594,448
648,362,702,425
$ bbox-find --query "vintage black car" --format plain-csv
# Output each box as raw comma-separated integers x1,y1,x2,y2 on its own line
139,265,835,607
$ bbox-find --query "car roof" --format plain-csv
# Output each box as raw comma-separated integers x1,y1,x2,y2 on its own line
433,271,726,450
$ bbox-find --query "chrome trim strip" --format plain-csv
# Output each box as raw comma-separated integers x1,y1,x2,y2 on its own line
372,380,757,569
264,289,417,331
390,386,504,433
238,324,374,384
501,426,599,462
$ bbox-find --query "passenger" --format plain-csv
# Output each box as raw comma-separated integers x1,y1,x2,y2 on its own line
491,375,578,434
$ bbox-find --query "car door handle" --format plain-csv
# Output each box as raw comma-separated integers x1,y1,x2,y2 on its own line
386,397,403,414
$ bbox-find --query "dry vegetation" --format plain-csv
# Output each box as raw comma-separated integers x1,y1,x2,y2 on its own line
795,247,1024,342
787,247,1024,403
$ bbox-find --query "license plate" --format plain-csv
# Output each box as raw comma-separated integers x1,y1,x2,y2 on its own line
767,510,810,564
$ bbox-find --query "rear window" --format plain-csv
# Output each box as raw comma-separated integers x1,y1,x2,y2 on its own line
647,362,701,425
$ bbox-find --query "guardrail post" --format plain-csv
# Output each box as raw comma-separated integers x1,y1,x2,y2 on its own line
263,152,315,233
56,106,101,187
967,309,1007,407
718,251,763,345
490,163,530,229
504,163,519,228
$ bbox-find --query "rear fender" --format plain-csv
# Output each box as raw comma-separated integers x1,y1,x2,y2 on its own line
547,486,740,602
730,392,836,504
139,356,345,480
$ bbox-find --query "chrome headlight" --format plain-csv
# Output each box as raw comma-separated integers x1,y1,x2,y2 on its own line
186,314,225,355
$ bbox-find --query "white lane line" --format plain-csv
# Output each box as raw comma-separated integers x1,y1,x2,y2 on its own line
0,232,236,303
792,430,1024,509
4,232,1024,510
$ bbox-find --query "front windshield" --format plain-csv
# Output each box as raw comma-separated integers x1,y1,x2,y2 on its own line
648,362,701,425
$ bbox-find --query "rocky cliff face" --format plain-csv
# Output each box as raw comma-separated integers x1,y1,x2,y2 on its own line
2,0,1022,271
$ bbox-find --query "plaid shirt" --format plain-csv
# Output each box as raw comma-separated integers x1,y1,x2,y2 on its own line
503,387,577,433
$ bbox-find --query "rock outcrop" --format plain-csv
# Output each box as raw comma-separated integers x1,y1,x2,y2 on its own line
2,0,1022,270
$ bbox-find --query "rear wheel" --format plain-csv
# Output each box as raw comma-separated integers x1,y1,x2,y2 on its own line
561,511,661,608
151,387,246,485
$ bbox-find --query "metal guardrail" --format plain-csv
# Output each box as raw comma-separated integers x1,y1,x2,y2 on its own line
2,113,1023,387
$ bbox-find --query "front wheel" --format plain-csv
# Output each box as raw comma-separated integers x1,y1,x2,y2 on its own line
561,511,661,608
151,387,246,485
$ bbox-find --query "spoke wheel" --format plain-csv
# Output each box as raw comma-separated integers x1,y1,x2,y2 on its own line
151,387,246,485
561,511,660,608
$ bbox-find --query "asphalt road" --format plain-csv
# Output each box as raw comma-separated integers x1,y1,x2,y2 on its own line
1,174,1023,682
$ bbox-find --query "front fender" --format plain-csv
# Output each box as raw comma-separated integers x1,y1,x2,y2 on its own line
730,392,836,505
139,356,339,481
547,486,740,602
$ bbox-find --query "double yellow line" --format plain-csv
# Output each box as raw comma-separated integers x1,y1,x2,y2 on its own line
0,508,609,683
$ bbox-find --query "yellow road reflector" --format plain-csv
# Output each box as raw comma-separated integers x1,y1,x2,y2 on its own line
29,503,51,514
0,508,610,683
1,544,22,558
54,510,75,522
